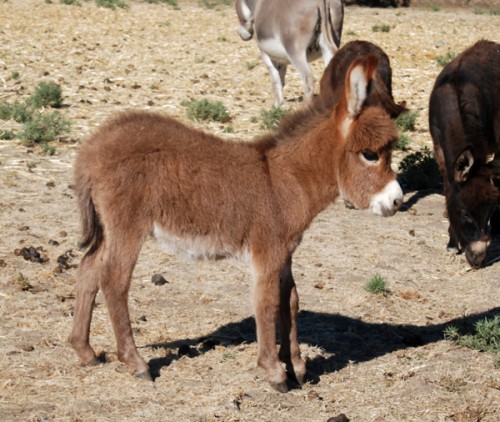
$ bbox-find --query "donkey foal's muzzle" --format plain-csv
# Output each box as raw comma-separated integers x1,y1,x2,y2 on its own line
370,180,404,217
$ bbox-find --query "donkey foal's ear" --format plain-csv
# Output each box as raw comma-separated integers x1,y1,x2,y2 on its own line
346,55,378,117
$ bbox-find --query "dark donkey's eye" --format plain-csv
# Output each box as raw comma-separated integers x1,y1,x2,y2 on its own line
460,209,474,225
361,150,380,162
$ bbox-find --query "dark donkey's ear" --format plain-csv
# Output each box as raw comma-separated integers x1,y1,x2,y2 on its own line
486,158,500,188
453,148,474,183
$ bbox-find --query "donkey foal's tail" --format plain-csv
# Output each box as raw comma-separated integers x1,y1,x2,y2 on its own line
76,175,103,256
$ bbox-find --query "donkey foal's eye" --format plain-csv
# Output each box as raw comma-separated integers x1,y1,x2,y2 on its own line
361,150,379,162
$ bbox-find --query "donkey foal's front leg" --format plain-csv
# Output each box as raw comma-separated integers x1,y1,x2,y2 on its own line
254,270,287,392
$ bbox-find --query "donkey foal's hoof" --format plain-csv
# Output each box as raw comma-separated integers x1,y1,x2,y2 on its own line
135,370,153,381
82,356,103,367
294,373,305,386
270,381,288,393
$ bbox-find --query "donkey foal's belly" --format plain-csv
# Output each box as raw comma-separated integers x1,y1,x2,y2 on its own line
153,223,248,262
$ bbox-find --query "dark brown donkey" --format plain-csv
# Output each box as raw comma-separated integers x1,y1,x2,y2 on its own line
68,55,403,393
429,40,500,268
319,40,407,118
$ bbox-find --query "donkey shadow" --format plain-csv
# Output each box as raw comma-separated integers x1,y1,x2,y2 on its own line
400,187,442,211
147,306,499,383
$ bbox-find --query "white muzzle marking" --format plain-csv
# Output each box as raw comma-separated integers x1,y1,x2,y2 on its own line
370,179,403,217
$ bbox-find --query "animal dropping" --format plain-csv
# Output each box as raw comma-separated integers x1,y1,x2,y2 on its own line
68,53,402,392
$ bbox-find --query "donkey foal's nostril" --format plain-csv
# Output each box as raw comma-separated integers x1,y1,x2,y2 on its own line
393,198,403,209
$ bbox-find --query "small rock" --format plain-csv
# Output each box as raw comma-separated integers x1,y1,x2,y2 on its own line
151,273,168,286
327,414,349,422
307,390,320,400
20,344,35,352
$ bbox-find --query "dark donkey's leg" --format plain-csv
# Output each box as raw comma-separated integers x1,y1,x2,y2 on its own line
490,207,500,236
252,248,287,392
68,250,103,366
278,256,306,385
99,233,151,380
447,224,460,253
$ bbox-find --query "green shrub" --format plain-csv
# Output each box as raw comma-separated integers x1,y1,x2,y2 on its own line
396,110,418,132
0,82,71,148
435,51,456,67
1,102,32,123
260,106,287,130
201,0,231,9
481,7,500,15
42,143,57,155
372,24,391,33
0,102,13,120
364,274,388,294
20,111,71,144
183,99,231,123
96,0,128,9
246,61,260,71
444,315,499,365
395,132,411,152
29,81,64,109
398,147,441,190
0,129,16,140
145,0,178,6
395,111,418,152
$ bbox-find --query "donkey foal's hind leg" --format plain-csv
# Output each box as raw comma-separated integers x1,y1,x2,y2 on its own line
68,253,104,367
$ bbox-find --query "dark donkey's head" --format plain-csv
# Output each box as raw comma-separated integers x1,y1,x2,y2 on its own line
445,149,500,268
319,40,407,118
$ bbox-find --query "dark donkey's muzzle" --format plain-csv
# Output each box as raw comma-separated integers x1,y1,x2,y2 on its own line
465,235,490,268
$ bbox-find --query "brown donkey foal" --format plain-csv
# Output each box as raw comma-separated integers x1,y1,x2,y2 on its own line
69,55,403,392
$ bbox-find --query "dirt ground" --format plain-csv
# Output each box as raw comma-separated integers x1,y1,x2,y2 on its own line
0,1,499,421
